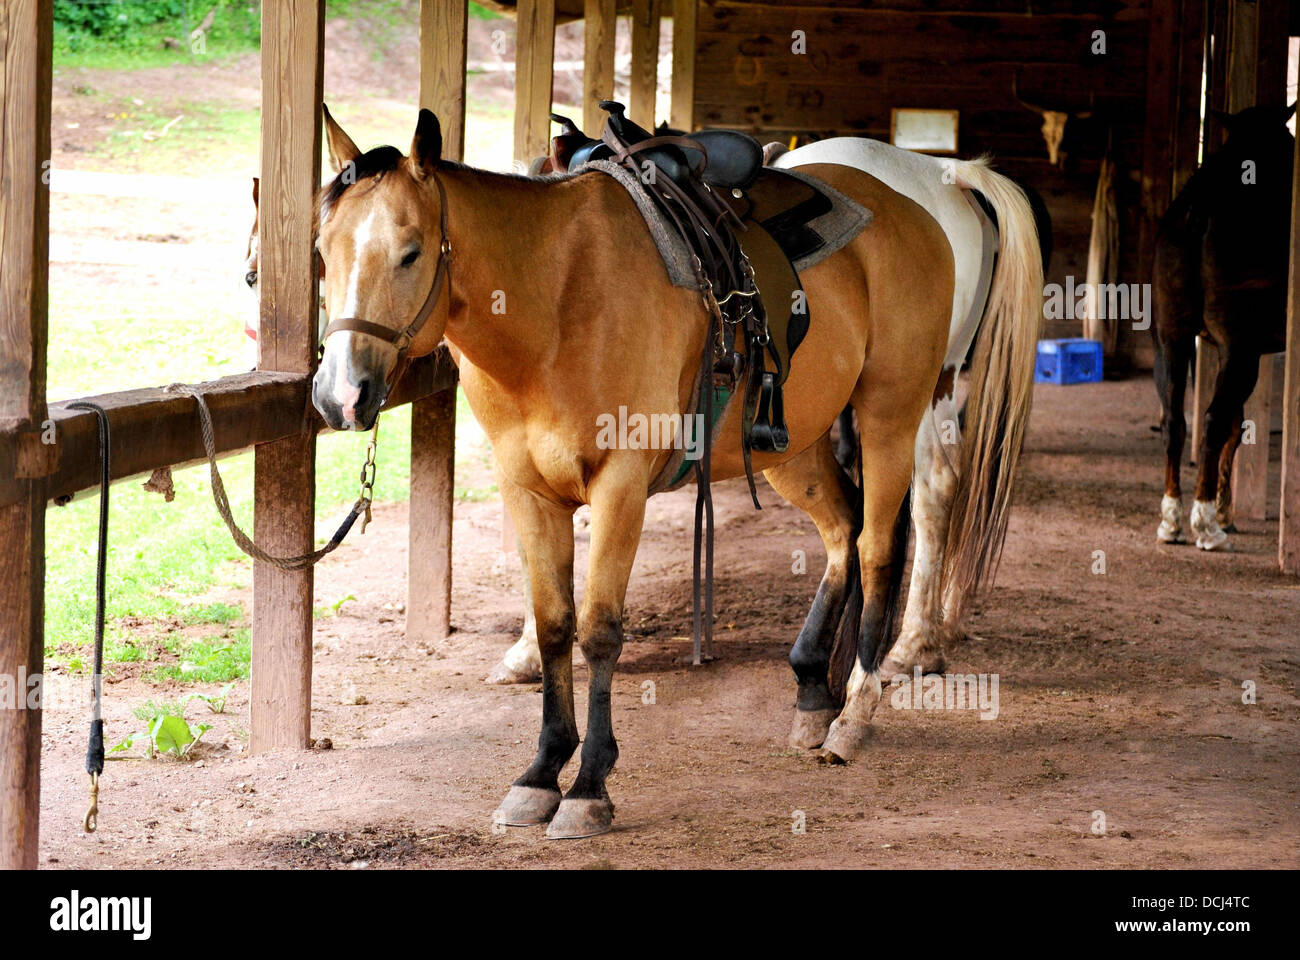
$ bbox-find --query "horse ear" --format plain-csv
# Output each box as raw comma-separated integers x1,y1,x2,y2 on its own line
410,108,442,180
1209,109,1235,132
251,176,259,208
322,103,360,174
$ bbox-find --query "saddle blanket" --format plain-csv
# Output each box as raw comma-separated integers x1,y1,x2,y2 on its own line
572,158,873,289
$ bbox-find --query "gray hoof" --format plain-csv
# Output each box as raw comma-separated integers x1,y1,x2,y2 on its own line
494,785,561,826
818,718,871,765
544,797,614,839
788,707,837,750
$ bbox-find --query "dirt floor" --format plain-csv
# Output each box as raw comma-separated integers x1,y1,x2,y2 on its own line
34,375,1299,869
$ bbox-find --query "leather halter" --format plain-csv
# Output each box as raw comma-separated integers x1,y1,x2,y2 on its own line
320,169,451,364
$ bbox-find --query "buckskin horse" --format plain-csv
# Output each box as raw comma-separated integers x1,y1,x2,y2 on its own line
491,129,1050,693
310,106,1041,837
1152,104,1295,550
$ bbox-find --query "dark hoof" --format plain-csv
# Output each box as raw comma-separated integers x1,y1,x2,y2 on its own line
818,719,871,765
545,797,614,839
788,707,837,750
494,785,562,826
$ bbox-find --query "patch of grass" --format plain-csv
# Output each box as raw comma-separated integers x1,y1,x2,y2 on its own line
147,629,250,684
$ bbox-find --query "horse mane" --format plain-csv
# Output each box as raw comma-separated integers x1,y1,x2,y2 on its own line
317,144,403,225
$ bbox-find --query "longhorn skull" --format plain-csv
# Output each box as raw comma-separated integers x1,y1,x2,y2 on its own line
1013,72,1094,166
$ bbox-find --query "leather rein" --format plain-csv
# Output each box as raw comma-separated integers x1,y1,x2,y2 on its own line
319,169,452,369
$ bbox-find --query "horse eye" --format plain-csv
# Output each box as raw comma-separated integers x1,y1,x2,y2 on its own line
245,270,258,288
400,248,420,268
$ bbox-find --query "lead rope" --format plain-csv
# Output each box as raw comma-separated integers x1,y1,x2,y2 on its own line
66,401,109,833
163,384,376,569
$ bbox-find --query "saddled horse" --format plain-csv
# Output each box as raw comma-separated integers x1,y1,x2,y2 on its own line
490,132,1049,691
310,107,1041,836
1152,104,1295,550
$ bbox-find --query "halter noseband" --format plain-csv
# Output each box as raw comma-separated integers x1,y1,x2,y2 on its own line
320,169,451,362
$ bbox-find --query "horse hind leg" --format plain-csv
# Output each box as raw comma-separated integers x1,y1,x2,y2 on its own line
1190,346,1260,551
881,381,959,680
762,433,861,750
485,538,544,684
1215,418,1243,531
1153,332,1194,543
821,395,918,765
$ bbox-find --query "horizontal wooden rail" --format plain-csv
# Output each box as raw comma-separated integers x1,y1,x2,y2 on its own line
0,347,457,510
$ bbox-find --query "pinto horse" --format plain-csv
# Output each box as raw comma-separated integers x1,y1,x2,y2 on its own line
311,107,1041,837
1152,104,1295,550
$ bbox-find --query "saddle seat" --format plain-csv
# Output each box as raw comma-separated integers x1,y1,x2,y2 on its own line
565,102,763,190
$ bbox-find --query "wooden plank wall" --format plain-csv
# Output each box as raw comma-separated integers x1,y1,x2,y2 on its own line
692,0,1155,346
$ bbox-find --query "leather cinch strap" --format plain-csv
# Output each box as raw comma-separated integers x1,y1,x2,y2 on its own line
321,169,452,362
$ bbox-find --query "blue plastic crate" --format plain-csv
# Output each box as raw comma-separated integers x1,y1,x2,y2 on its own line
1035,338,1103,385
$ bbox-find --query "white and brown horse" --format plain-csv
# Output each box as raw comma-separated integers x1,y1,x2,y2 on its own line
310,107,1040,837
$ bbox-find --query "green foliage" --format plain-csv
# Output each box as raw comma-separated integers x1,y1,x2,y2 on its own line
147,630,250,684
183,681,235,714
111,699,211,759
54,0,261,63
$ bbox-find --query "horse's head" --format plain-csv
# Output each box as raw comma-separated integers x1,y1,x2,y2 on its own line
1211,103,1297,149
312,104,450,431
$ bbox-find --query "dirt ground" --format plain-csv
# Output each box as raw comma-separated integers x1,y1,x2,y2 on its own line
34,375,1299,869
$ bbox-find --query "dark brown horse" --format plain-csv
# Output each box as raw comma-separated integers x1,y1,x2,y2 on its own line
1152,104,1295,550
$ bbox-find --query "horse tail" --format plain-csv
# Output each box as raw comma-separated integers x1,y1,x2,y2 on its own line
943,157,1043,620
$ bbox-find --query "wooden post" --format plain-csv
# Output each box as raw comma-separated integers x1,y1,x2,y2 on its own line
583,0,616,137
1280,126,1300,572
413,0,466,643
669,0,696,132
513,0,555,167
1225,0,1288,518
630,0,662,129
0,0,52,870
251,0,323,753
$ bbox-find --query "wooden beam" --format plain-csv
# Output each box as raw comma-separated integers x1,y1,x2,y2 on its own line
669,0,696,132
0,355,455,511
513,0,556,166
253,0,324,753
1282,125,1300,572
420,0,468,158
630,0,662,129
0,0,51,872
415,0,467,645
583,0,616,136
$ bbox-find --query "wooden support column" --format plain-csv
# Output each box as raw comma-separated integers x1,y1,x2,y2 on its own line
413,0,466,643
513,0,555,167
1281,126,1300,572
583,0,616,136
0,0,52,870
1226,0,1287,519
252,0,323,752
669,0,696,132
630,0,662,129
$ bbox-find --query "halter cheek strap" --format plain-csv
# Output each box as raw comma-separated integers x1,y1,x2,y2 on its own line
320,169,452,362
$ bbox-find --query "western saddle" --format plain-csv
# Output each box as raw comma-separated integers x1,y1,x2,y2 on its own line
545,102,828,663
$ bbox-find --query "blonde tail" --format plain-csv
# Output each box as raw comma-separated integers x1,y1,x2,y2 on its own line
944,158,1043,619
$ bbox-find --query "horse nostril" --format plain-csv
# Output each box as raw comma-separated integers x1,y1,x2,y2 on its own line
356,378,371,412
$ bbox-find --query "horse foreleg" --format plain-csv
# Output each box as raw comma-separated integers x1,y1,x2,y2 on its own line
493,479,578,827
485,538,543,684
546,469,647,839
1215,418,1243,531
762,433,861,750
